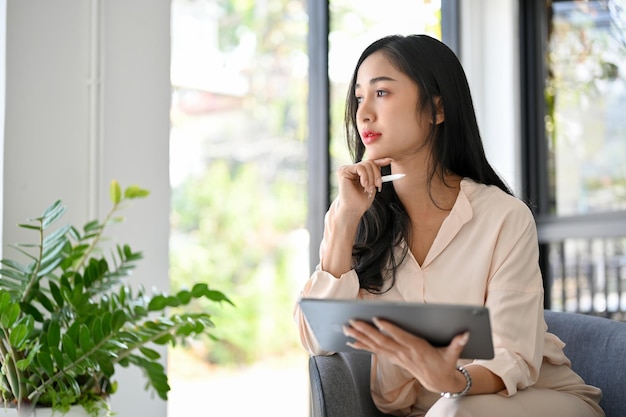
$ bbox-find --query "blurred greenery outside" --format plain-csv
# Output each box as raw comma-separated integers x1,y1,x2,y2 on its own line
547,1,626,216
169,0,308,366
168,0,442,369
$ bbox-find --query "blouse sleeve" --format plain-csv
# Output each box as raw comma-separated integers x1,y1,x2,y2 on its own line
292,200,362,355
473,203,545,396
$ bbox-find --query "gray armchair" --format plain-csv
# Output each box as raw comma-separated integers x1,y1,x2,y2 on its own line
309,310,626,417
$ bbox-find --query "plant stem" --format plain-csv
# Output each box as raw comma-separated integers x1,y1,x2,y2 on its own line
19,219,45,305
0,327,25,404
75,202,120,272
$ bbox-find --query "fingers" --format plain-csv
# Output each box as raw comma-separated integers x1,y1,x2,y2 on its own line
444,331,470,361
337,158,394,197
349,318,470,364
343,319,397,353
372,318,426,347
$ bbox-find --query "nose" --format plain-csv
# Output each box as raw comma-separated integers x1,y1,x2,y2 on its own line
356,97,373,123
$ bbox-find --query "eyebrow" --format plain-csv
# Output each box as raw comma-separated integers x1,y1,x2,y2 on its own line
355,76,397,89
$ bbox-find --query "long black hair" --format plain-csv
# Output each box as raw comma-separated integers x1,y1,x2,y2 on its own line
345,34,512,293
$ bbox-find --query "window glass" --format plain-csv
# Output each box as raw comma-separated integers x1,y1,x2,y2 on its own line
169,0,309,415
328,0,442,198
547,0,626,215
548,237,626,319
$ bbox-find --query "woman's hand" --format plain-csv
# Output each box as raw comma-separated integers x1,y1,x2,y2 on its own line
335,158,393,217
343,318,470,394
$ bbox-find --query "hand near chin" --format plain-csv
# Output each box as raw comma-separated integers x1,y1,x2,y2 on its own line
335,158,393,214
343,317,469,394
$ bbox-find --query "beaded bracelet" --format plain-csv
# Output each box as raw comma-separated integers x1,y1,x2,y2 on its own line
440,365,472,398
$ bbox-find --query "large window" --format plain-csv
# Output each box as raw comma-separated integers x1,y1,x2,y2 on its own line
168,2,448,416
168,1,309,415
522,0,626,319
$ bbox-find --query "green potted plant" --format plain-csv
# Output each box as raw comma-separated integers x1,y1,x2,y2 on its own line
0,180,231,417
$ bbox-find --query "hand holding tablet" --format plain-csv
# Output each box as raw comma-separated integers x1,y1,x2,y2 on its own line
299,298,494,359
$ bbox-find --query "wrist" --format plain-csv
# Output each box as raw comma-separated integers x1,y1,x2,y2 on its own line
440,366,472,398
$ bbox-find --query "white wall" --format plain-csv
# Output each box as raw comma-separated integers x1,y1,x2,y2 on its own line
3,1,171,416
0,0,6,251
460,0,522,194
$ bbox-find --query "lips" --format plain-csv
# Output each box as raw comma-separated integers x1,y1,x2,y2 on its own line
361,130,381,145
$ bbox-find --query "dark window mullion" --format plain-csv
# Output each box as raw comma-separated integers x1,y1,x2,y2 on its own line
519,0,550,212
306,0,330,273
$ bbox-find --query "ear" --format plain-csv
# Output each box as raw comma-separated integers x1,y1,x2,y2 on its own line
433,96,445,125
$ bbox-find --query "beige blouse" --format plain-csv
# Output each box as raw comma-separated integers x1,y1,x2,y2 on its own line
294,179,602,416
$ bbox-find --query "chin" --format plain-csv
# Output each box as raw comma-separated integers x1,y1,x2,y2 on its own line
363,149,382,160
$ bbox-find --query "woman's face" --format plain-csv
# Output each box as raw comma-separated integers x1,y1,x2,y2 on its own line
354,51,436,162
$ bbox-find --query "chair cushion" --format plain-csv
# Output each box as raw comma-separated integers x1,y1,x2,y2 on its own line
544,310,626,417
309,352,389,417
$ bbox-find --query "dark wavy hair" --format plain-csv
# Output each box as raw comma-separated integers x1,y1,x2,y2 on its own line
345,34,512,293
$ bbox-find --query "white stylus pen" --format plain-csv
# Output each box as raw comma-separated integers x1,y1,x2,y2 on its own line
381,173,405,183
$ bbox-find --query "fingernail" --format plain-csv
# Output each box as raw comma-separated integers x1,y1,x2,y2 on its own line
459,332,470,346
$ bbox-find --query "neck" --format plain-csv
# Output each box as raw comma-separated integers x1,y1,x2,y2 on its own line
391,167,462,212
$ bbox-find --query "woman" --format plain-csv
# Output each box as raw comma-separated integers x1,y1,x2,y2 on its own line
293,35,604,417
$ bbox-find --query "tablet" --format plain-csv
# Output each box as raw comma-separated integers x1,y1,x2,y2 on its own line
299,298,494,359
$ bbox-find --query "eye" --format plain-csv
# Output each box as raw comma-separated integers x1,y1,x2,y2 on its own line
355,96,363,104
376,90,388,97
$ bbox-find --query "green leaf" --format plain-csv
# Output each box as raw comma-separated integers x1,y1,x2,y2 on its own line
101,311,112,335
17,223,42,231
37,350,55,375
64,374,81,398
190,283,208,297
21,303,44,322
41,236,68,260
36,291,56,313
41,200,67,229
1,303,21,328
37,257,64,277
124,185,150,199
206,289,234,305
110,180,122,204
50,346,65,369
153,334,174,345
79,324,94,353
1,258,33,274
16,344,40,371
62,333,77,361
47,319,61,349
0,267,30,283
42,224,70,246
92,316,104,343
176,290,192,304
166,295,180,307
97,353,115,377
111,310,127,331
0,291,11,312
83,220,101,234
9,323,29,348
107,339,129,350
147,295,167,312
139,347,161,360
49,281,64,308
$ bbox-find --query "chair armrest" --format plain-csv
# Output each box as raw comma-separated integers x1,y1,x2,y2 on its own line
309,352,390,417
